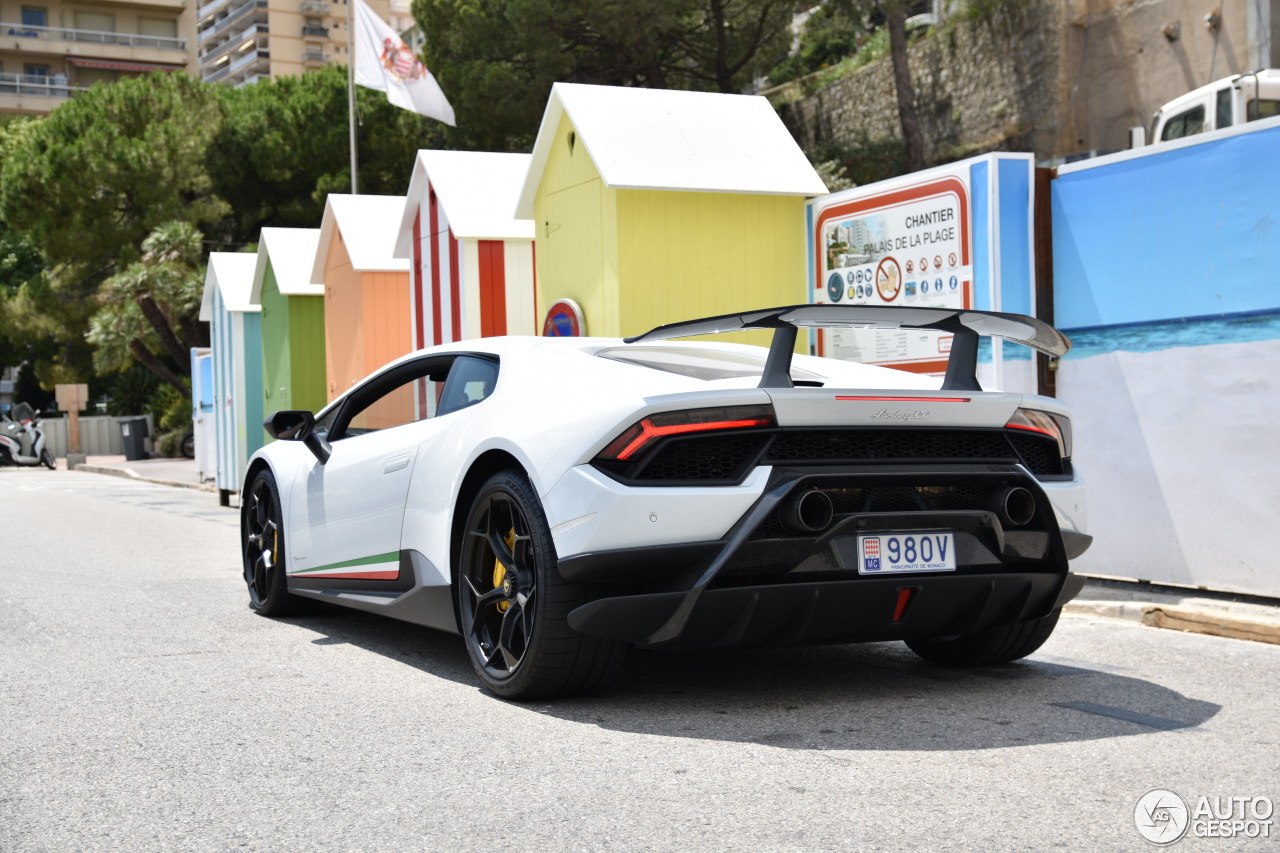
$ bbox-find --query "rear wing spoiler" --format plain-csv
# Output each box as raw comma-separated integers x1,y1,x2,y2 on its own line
623,305,1071,391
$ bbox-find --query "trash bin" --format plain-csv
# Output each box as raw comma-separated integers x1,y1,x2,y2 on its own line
119,416,150,461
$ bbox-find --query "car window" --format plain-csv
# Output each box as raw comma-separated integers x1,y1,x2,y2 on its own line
436,355,499,417
328,357,452,441
346,381,435,436
1247,98,1280,122
1161,105,1205,140
311,406,339,441
1215,88,1233,129
325,353,499,441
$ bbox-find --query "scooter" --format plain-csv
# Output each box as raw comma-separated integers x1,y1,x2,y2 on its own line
0,402,56,469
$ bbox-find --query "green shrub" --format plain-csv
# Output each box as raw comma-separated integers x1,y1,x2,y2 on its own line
154,428,186,458
810,133,907,188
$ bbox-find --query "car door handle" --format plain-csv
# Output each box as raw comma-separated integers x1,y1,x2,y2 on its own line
383,453,410,473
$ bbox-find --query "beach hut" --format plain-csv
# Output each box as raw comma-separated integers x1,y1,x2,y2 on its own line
312,194,412,402
199,252,263,506
249,227,326,424
515,82,827,343
393,150,536,349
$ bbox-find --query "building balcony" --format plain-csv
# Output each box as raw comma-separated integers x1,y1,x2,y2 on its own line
197,0,233,24
197,0,268,46
301,49,328,64
202,46,268,84
300,0,329,16
301,24,329,38
77,0,185,8
199,22,267,67
0,71,87,113
1,21,186,52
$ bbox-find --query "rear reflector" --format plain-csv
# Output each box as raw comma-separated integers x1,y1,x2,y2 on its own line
892,587,916,623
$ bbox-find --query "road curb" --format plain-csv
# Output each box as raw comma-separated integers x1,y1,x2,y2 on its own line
1141,606,1280,646
1065,600,1280,646
74,464,218,493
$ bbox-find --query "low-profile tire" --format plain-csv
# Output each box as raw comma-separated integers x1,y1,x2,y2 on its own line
40,449,55,469
457,470,627,700
241,468,310,617
905,608,1062,666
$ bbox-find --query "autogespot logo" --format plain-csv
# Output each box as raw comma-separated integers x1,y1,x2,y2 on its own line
1135,789,1276,844
1135,789,1190,845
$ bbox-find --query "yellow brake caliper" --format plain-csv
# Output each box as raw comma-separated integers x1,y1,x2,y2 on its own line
492,529,516,613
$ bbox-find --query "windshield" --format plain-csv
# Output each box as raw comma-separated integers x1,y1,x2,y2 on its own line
11,402,34,422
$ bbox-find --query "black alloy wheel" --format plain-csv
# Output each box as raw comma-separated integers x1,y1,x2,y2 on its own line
241,469,307,616
458,471,626,700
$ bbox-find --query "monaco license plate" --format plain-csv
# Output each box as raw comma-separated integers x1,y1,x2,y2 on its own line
857,532,957,575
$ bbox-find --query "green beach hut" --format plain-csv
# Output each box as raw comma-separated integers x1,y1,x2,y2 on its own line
249,227,326,432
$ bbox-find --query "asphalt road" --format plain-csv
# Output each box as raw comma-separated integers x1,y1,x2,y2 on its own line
2,468,1277,852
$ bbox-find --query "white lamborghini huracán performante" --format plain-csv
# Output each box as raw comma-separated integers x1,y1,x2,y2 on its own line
242,305,1090,699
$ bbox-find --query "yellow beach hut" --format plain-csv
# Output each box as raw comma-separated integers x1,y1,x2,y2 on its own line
312,194,412,402
393,150,536,349
514,82,828,341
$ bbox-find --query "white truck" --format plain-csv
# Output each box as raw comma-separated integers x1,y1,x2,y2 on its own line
1131,68,1280,146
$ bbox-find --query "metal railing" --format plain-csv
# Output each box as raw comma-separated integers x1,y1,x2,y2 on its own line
300,0,329,13
196,0,267,43
198,22,266,65
301,24,328,37
302,49,328,63
196,0,232,23
0,71,87,99
203,48,268,83
0,21,186,51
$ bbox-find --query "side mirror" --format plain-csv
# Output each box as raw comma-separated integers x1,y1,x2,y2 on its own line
264,410,331,464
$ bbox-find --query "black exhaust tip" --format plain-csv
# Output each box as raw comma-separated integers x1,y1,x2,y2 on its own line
996,486,1036,527
781,489,835,534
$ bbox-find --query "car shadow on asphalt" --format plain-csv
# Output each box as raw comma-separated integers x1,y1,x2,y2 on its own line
294,607,1221,752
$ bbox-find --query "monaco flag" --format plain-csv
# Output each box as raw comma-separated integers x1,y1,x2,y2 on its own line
352,0,455,125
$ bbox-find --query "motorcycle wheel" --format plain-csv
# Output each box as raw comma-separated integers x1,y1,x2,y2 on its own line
41,449,56,470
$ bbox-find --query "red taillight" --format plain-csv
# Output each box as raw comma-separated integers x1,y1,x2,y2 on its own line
835,396,970,403
599,404,776,462
1005,408,1072,458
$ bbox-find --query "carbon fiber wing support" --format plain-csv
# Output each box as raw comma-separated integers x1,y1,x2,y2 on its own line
623,305,1072,391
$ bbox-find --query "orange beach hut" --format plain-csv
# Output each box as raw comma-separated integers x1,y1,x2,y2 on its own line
311,194,412,402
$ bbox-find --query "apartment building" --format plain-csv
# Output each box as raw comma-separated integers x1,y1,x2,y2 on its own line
195,0,402,88
0,0,197,114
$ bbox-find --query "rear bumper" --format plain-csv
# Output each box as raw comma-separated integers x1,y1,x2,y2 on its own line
557,463,1087,648
568,570,1084,649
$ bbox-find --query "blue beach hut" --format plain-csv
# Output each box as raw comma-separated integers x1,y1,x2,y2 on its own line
200,252,264,506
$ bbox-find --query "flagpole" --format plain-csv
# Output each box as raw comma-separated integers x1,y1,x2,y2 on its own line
347,0,359,194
